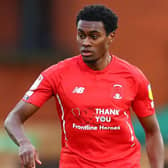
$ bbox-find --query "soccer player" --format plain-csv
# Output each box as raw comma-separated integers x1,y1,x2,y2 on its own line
4,4,164,168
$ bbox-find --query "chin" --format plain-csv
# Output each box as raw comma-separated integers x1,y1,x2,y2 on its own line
82,55,97,63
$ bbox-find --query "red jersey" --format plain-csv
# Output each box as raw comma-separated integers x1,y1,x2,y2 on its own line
23,55,155,168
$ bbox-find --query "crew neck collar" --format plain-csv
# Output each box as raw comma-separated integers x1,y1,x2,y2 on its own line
79,54,116,74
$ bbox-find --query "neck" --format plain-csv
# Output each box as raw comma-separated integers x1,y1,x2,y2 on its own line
84,52,112,71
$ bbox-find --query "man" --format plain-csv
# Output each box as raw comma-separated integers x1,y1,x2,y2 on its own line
4,4,164,168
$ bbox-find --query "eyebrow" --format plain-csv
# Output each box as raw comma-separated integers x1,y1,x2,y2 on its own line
78,29,100,34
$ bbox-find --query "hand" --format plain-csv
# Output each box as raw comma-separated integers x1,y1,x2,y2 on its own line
19,142,42,168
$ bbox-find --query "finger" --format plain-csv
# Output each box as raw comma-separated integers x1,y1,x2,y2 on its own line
20,154,27,167
29,152,36,168
22,153,30,167
22,152,35,168
35,152,42,165
19,157,24,168
25,152,30,166
36,159,42,165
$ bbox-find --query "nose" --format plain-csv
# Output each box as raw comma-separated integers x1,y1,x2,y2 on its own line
82,37,91,47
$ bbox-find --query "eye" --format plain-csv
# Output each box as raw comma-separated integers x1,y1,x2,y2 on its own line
78,33,86,39
90,34,98,40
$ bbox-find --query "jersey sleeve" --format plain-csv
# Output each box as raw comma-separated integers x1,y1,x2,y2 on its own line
132,70,155,117
22,71,54,107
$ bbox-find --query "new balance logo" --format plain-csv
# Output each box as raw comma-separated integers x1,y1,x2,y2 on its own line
72,87,85,94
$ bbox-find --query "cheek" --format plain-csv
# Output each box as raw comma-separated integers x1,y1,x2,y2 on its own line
93,43,107,56
77,40,82,48
97,41,108,51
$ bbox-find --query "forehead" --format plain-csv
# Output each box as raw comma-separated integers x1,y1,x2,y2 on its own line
77,20,105,33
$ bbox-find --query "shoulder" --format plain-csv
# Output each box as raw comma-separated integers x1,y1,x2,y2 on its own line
114,56,147,81
114,56,151,98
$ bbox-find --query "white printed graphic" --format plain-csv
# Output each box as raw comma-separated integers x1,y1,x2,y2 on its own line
25,90,34,97
96,108,120,115
113,84,122,88
95,108,120,123
23,75,43,100
148,84,155,108
72,123,120,131
113,93,122,99
95,116,111,122
30,74,43,90
113,84,122,99
151,101,154,108
126,121,135,147
56,94,68,141
72,87,85,94
148,84,153,100
124,111,129,119
124,112,135,147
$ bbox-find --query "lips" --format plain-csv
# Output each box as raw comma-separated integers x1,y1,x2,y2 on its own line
81,50,93,56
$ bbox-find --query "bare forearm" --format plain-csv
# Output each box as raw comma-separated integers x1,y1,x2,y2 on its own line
4,114,30,146
4,114,42,167
4,101,42,167
4,101,39,146
146,131,164,168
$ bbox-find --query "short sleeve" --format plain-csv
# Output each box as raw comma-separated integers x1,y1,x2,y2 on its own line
132,70,155,117
22,72,53,107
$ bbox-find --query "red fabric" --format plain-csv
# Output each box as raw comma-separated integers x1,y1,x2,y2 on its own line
23,55,155,167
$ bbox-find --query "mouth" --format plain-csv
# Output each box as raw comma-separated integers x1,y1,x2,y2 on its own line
81,50,93,57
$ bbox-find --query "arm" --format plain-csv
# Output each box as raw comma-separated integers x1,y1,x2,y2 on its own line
4,100,42,168
138,114,164,168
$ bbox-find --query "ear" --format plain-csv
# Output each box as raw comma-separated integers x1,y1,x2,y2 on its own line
108,31,116,42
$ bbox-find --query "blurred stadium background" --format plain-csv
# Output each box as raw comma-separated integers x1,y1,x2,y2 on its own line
0,0,168,167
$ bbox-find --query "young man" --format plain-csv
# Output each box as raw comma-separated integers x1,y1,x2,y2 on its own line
4,4,164,168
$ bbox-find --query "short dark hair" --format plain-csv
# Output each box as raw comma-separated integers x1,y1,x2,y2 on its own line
76,4,118,35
